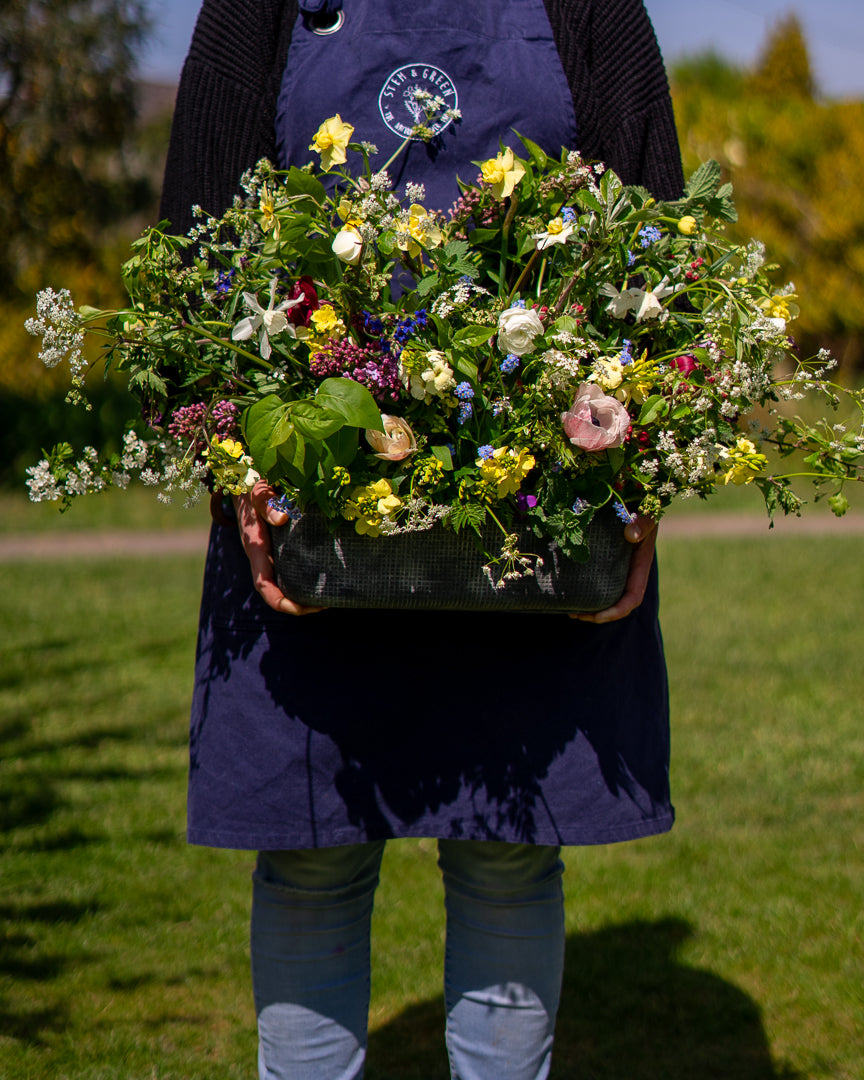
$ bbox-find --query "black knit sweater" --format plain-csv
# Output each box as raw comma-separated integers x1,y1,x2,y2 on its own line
160,0,683,233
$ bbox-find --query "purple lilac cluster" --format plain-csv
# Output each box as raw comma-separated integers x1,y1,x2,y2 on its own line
168,400,239,444
310,339,402,403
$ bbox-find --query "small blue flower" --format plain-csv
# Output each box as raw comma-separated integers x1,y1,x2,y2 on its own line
477,444,495,459
500,353,520,375
627,250,636,267
454,382,475,400
510,299,526,309
458,402,473,424
363,311,384,335
572,498,590,514
614,502,637,524
638,225,662,247
560,206,577,224
619,339,634,366
215,268,236,294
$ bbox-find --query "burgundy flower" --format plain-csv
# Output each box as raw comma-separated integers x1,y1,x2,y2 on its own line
286,276,319,327
671,354,699,376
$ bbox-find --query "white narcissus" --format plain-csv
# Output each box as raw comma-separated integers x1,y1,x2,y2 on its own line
232,279,302,360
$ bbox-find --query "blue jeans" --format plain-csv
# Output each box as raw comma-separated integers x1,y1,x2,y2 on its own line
251,840,565,1080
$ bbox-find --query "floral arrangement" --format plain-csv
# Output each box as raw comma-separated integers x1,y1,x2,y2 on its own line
26,110,864,579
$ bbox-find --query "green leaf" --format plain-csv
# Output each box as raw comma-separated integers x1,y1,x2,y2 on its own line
431,444,454,470
684,159,722,203
275,429,313,486
281,166,327,205
290,401,346,441
575,188,603,215
242,394,291,475
452,355,479,381
514,130,548,170
415,273,440,297
453,324,495,347
315,378,383,430
430,313,451,347
638,396,669,425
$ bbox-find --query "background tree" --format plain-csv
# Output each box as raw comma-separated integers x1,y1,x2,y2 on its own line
0,0,152,299
671,21,864,374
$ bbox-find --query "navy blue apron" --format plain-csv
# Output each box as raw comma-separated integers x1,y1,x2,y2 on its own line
186,0,673,852
275,0,579,211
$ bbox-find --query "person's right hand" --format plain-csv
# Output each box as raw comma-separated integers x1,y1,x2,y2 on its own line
233,481,325,616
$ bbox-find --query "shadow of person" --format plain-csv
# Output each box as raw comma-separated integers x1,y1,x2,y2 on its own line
365,918,796,1080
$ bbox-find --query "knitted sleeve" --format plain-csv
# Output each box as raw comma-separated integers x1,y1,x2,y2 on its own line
159,0,297,233
544,0,684,199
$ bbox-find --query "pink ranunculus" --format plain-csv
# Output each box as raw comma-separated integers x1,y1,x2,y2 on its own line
671,354,699,375
365,414,417,461
561,384,631,452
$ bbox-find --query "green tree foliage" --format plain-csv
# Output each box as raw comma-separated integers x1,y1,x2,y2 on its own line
671,24,864,372
746,13,815,101
0,0,152,299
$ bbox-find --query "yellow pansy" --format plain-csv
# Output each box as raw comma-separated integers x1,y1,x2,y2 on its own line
480,147,525,200
309,115,354,172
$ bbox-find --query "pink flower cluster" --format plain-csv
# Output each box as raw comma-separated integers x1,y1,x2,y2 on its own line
168,400,239,445
310,339,402,403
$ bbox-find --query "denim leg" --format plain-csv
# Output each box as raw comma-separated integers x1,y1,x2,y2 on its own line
438,840,565,1080
251,842,386,1080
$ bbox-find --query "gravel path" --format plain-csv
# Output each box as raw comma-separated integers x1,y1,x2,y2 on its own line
1,512,863,562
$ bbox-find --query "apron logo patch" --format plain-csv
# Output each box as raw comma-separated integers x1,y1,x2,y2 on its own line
378,63,459,140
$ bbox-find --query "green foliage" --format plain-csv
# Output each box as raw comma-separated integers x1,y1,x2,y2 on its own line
746,13,815,101
671,18,864,372
0,0,153,299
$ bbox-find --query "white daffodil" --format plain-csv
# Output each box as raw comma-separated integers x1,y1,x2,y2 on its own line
232,279,302,360
600,283,646,320
633,276,678,322
532,216,574,251
600,277,678,322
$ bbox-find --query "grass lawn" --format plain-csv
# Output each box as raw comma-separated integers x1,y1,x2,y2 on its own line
1,532,862,1079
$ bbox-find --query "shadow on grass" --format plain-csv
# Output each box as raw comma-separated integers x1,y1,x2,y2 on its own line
367,918,798,1080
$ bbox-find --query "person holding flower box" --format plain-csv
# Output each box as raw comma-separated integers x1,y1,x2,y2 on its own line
160,1,685,1077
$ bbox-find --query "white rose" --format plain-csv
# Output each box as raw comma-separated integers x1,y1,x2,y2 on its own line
332,227,363,265
497,305,544,356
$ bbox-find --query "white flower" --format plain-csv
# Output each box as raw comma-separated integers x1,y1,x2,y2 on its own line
601,277,678,322
332,226,363,265
401,349,456,403
232,279,302,360
497,305,544,356
532,217,574,251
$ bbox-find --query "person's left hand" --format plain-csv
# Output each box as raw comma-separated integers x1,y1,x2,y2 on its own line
568,514,657,624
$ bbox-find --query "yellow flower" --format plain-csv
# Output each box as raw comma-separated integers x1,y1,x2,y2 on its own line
206,437,260,495
310,305,342,335
477,446,535,498
342,478,402,536
719,437,768,486
592,357,625,390
259,186,278,235
397,205,443,258
309,115,354,172
677,215,698,235
480,147,525,200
